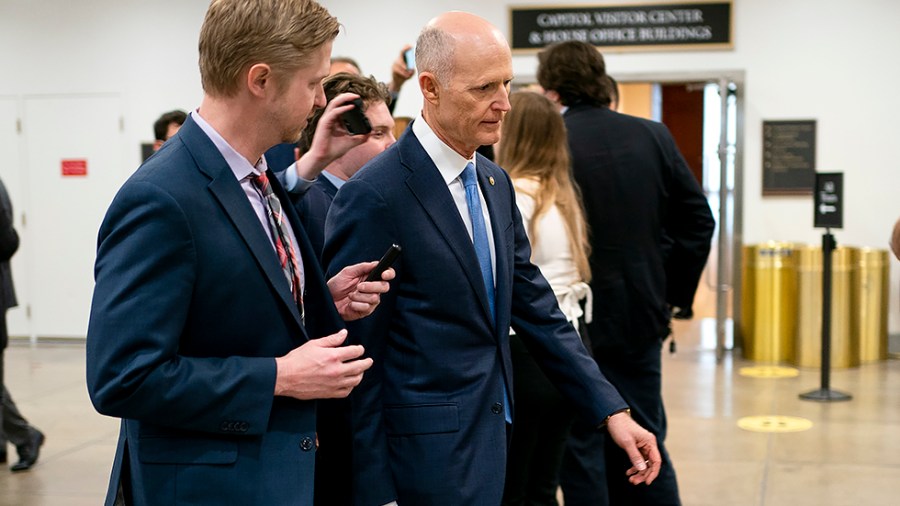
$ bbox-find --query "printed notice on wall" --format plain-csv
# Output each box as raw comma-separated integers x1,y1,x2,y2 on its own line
509,1,732,52
61,159,88,177
762,120,816,196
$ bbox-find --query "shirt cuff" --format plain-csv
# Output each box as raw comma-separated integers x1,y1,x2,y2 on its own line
283,162,316,195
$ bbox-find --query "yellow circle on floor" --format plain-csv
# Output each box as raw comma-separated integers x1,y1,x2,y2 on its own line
739,366,800,378
737,415,813,433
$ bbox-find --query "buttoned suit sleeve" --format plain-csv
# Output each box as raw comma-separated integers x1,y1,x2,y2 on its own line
86,180,276,435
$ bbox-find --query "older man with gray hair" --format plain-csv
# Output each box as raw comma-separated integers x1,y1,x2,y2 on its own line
323,11,661,506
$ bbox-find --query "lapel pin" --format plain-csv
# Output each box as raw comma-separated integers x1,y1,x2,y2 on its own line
489,176,495,186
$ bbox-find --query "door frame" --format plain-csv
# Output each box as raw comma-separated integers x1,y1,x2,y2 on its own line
601,69,746,360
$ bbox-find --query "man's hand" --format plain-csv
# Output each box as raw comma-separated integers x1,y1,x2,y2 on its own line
294,93,369,180
328,261,395,321
274,330,373,399
606,411,662,485
388,44,415,93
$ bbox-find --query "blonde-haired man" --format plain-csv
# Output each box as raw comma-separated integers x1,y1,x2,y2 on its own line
86,1,391,504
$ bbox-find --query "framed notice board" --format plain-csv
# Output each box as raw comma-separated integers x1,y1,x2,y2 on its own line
762,120,816,196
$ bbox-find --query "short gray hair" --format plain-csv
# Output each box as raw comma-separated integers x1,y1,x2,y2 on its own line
415,25,455,85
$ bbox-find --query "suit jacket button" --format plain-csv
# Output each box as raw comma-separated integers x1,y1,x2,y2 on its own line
491,402,503,415
238,422,249,432
300,437,314,451
220,421,230,432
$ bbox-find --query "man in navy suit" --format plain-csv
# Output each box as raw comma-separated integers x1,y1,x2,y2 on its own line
538,41,715,506
324,12,661,506
85,1,391,505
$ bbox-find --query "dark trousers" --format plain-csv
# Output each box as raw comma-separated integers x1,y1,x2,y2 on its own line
502,334,575,506
2,314,34,452
314,397,353,506
559,340,681,506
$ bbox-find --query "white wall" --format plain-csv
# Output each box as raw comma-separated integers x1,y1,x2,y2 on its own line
1,0,898,337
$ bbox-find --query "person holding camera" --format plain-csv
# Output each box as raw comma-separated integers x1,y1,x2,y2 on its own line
280,73,395,260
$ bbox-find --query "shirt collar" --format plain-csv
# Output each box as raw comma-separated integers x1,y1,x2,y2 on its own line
411,114,476,185
190,109,268,180
320,170,346,190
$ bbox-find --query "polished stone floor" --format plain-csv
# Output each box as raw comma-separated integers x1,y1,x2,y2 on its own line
2,324,899,505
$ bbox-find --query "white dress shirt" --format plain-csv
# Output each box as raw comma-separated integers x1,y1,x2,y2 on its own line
411,115,496,285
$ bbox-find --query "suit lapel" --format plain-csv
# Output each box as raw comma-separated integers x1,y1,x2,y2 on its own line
179,118,305,329
399,133,495,327
209,174,305,328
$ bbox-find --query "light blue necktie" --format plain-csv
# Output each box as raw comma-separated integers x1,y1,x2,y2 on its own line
461,162,510,423
461,162,495,321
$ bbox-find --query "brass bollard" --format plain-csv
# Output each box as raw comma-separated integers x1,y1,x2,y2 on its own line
855,248,889,363
741,242,797,363
794,245,858,368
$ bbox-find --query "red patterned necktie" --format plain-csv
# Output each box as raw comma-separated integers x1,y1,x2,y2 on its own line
251,172,303,307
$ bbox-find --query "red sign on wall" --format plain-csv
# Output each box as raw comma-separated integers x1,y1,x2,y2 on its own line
61,159,88,176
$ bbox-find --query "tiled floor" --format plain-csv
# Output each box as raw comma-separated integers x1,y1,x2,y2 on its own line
2,324,899,505
1,342,119,506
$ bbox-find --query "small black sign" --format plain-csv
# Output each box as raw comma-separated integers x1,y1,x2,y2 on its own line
762,120,816,195
509,2,732,51
814,173,843,229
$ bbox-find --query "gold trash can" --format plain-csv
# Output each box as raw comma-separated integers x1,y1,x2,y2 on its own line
738,244,757,354
855,248,889,363
741,242,797,363
794,245,858,368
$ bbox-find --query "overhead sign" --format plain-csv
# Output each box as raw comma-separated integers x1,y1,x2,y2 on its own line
509,1,732,52
814,172,843,229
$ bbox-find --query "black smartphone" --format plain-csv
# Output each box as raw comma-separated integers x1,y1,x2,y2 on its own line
340,97,372,136
365,244,401,282
404,47,415,70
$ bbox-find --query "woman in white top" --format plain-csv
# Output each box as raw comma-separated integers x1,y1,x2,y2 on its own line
498,91,593,506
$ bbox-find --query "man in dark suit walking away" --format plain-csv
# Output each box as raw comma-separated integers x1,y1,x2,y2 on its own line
85,1,391,504
538,40,715,506
0,177,45,472
324,12,662,506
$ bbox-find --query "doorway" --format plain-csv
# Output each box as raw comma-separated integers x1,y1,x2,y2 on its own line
0,97,30,337
19,94,126,339
618,74,744,360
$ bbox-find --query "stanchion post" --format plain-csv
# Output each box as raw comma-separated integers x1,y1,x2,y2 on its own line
800,229,851,402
